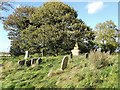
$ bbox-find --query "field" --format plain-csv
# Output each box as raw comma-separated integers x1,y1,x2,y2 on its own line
0,52,118,89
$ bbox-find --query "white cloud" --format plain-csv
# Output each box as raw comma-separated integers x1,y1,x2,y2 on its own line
86,1,104,14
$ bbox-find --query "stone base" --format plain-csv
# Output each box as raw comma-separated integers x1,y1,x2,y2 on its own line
71,50,80,56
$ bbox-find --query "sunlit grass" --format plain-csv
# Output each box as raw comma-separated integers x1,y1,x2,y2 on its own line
0,53,118,88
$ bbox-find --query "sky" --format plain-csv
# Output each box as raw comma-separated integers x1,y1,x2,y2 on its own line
0,0,119,52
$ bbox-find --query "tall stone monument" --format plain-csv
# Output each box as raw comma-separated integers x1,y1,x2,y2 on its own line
24,51,29,59
71,42,80,56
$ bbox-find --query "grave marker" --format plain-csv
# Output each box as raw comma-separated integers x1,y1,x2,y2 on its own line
26,60,31,67
38,57,42,64
60,56,69,70
18,60,25,66
24,51,29,59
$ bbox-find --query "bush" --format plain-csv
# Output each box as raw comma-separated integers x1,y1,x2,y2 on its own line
89,51,110,69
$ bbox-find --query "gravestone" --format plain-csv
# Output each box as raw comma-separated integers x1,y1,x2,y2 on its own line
70,52,73,59
24,51,29,59
60,56,69,70
26,60,31,67
18,60,25,66
38,57,42,64
85,53,89,58
31,58,37,64
71,42,80,56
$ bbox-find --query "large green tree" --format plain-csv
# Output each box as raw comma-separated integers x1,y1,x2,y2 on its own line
27,2,94,55
4,2,95,56
94,20,118,53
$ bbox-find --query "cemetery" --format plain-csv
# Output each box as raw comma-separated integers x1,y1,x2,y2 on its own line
0,47,118,88
0,1,119,89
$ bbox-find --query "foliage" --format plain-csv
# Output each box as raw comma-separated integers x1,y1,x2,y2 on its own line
24,2,95,55
1,54,118,88
94,20,118,53
3,2,95,56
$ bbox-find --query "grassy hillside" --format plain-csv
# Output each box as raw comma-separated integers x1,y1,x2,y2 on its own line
0,52,118,89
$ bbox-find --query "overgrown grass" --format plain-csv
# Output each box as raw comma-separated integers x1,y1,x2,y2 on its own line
0,52,118,88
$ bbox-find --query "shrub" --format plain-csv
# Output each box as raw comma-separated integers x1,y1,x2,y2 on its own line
89,51,110,69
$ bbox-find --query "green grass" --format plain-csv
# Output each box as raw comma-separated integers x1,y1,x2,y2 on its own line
0,53,118,88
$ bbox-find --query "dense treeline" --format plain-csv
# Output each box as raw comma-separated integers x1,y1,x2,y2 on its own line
3,2,118,56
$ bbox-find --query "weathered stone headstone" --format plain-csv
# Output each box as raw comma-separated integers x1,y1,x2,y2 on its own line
26,60,31,67
71,42,80,56
31,58,37,64
70,52,73,59
38,57,42,64
85,53,89,58
60,56,69,70
24,51,29,59
18,60,25,66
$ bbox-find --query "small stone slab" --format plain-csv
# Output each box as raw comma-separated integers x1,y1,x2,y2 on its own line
31,58,37,64
38,57,42,64
26,60,31,67
18,60,25,66
70,52,73,59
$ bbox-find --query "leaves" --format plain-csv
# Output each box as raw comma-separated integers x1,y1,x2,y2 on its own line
4,2,94,55
95,20,118,52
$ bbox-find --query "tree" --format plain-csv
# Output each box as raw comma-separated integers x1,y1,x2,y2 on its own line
3,6,35,55
94,20,118,53
28,2,94,55
4,2,95,56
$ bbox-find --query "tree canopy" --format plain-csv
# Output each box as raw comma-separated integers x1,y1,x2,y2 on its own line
94,20,118,53
4,2,95,56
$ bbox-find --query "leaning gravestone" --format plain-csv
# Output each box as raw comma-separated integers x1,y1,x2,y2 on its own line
18,60,25,66
24,51,29,59
26,60,31,67
38,57,42,64
60,56,69,70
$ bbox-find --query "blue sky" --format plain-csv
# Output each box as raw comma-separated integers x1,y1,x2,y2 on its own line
0,0,119,52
